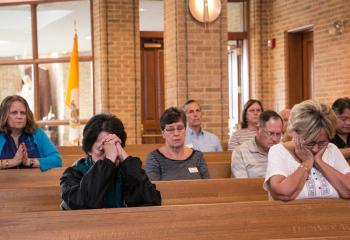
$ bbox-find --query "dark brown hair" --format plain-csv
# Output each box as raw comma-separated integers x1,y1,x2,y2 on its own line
332,97,350,115
241,99,264,128
82,113,127,154
160,107,186,131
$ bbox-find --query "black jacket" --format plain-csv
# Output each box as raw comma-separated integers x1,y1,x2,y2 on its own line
60,156,161,209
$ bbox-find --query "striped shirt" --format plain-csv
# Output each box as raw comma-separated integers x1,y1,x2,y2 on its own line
228,129,256,151
231,139,268,178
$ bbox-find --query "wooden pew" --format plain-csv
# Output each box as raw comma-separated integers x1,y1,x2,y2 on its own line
60,151,232,167
1,199,350,239
58,144,164,161
58,145,350,165
0,186,61,213
0,160,230,190
0,178,266,213
208,161,231,178
57,146,84,155
0,168,64,189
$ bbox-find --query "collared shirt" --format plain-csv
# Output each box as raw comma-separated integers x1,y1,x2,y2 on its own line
330,133,350,149
185,127,223,152
231,138,268,178
228,129,256,151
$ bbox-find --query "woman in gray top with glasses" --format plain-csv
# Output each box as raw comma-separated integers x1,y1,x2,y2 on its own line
145,107,209,181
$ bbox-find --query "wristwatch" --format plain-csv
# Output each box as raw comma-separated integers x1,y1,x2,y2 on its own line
29,158,34,168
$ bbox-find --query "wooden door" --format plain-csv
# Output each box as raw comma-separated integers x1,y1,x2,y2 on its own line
302,31,314,100
286,30,314,107
141,36,164,143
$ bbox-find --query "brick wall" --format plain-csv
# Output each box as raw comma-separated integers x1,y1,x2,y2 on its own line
250,0,350,110
92,0,141,144
164,0,229,144
91,0,350,145
92,0,109,114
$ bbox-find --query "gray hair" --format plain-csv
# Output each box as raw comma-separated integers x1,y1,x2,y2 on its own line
288,100,336,142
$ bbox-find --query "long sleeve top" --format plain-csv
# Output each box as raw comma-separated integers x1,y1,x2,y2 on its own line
60,156,161,209
0,127,62,171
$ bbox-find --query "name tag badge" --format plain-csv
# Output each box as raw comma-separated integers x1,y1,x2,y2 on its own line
185,143,193,149
188,167,199,173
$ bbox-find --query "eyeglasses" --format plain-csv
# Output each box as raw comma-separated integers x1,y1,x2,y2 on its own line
262,129,282,138
304,141,329,148
164,125,185,134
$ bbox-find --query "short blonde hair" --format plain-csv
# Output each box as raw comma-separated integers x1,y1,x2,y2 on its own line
288,100,336,142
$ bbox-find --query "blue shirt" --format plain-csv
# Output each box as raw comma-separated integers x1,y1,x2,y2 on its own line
0,133,40,163
0,127,62,171
185,127,223,152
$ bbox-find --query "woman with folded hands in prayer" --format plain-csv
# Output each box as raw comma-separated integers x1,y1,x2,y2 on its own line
0,95,61,171
145,107,209,181
264,100,350,200
60,113,161,209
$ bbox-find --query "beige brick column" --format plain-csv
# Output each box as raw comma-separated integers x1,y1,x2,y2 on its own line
164,0,229,144
92,0,141,144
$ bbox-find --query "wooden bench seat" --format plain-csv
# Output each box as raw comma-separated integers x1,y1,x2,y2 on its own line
1,199,350,239
0,168,64,189
60,151,232,167
58,145,350,164
58,144,164,161
0,178,266,213
0,160,231,190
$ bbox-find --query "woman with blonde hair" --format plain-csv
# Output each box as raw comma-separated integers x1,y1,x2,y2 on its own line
264,100,350,200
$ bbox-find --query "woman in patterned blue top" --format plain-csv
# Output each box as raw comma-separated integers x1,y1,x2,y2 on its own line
0,95,62,171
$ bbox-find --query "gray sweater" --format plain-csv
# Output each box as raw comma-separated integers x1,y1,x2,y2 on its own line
145,149,209,181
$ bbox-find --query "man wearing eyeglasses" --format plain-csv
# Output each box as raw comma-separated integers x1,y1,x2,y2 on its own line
231,110,283,178
331,98,350,159
183,99,223,152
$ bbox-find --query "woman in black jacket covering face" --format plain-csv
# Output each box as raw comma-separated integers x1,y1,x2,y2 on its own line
60,113,161,210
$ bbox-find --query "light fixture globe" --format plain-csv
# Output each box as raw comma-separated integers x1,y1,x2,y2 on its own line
189,0,222,24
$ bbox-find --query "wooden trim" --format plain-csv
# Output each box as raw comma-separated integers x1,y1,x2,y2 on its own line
34,56,93,63
0,59,34,66
140,31,163,39
0,0,80,6
228,0,246,2
228,32,247,40
0,56,93,65
89,0,95,115
36,118,89,126
31,4,39,119
284,31,290,107
143,43,162,49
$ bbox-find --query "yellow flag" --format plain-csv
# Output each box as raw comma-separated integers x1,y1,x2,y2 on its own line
65,33,79,108
66,33,80,145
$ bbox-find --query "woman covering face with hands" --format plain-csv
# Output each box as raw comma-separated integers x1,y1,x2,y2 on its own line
60,114,161,210
264,100,350,201
90,132,126,166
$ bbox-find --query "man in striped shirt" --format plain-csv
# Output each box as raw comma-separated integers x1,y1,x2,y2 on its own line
231,110,283,178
